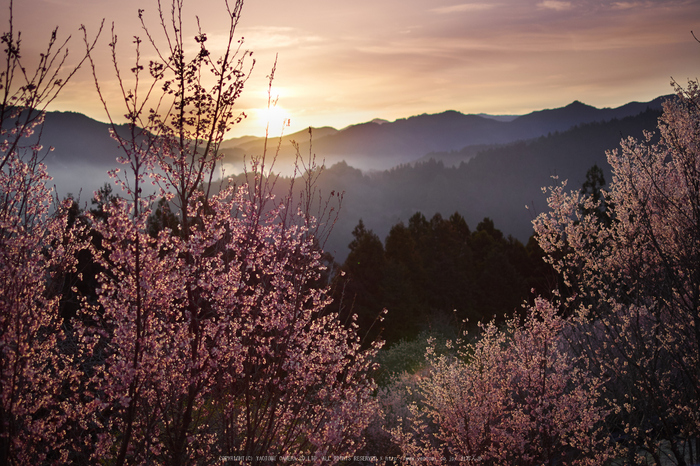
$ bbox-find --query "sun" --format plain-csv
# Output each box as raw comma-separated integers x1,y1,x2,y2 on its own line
257,104,291,135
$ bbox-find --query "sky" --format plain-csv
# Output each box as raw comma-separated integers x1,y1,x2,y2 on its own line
7,0,700,137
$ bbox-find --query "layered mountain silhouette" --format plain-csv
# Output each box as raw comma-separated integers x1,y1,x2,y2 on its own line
23,95,671,259
222,106,662,260
316,107,665,259
219,96,669,173
34,95,668,185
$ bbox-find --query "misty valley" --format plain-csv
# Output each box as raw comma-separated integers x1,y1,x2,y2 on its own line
36,97,666,260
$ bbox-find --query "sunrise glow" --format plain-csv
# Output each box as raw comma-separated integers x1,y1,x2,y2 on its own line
257,103,291,136
7,0,697,137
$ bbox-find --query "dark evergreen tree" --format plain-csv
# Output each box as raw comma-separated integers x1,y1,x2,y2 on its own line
148,197,181,238
337,213,552,344
580,163,610,224
338,219,388,342
383,221,425,340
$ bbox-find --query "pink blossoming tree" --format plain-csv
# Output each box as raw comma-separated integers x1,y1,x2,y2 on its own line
72,1,381,464
1,0,381,463
391,298,612,465
534,79,700,464
0,3,99,463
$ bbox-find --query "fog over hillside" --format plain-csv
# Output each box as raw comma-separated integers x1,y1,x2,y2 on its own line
223,107,665,261
30,97,669,260
219,96,668,175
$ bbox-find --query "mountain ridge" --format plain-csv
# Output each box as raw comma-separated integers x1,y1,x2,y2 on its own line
219,96,670,172
23,95,672,198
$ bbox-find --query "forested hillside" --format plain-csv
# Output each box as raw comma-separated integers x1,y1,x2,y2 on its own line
226,107,663,261
331,213,554,345
219,97,667,173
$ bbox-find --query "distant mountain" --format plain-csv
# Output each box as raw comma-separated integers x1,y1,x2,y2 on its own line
6,95,672,262
220,96,670,173
476,113,519,122
508,99,667,136
5,111,125,199
219,126,339,151
291,107,665,260
26,111,122,168
24,95,670,202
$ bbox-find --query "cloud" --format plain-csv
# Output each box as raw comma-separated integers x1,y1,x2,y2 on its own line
18,0,698,137
240,26,323,50
610,1,647,9
537,1,574,11
431,3,496,14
